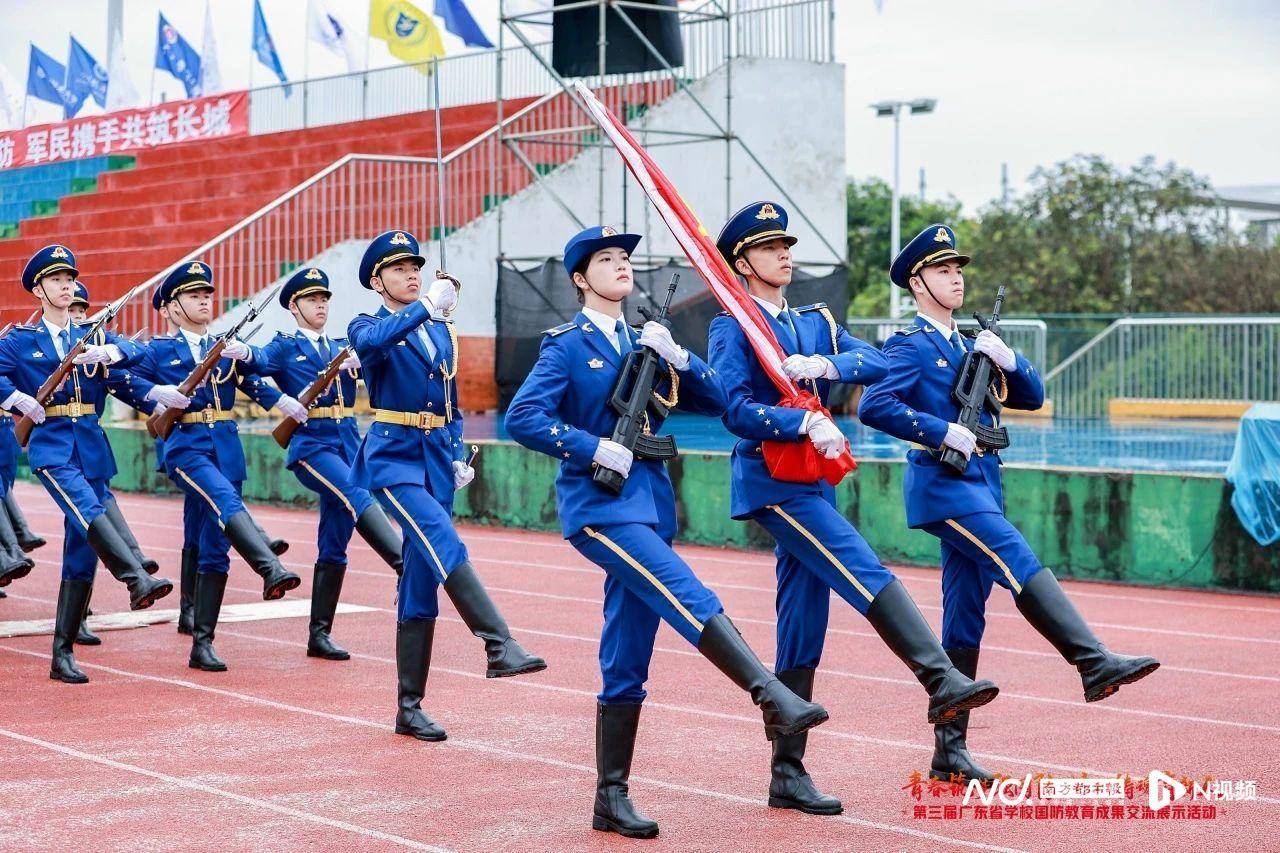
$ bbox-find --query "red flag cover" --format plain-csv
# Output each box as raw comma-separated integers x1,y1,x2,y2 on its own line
573,81,855,485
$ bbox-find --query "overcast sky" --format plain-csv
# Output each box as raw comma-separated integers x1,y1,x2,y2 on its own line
1,0,1276,211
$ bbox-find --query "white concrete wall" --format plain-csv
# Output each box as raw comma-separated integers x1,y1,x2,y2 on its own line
219,56,846,340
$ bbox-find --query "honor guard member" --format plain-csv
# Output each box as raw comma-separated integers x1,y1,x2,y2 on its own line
132,261,302,672
508,226,829,840
253,266,406,660
0,323,35,589
0,245,175,683
348,230,545,741
709,204,1000,813
859,224,1160,784
63,281,163,646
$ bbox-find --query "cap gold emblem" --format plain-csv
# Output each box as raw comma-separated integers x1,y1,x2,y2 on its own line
756,203,780,220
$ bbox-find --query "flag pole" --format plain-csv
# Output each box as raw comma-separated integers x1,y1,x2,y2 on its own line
433,54,446,271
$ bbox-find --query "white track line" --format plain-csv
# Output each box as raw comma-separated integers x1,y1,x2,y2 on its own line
0,642,1023,853
0,726,452,851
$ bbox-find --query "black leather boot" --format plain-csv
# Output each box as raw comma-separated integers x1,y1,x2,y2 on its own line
307,562,350,660
866,580,1000,724
929,648,996,784
5,491,45,552
86,515,172,610
177,546,198,635
698,613,828,741
50,579,91,683
0,494,34,587
103,495,158,574
355,505,403,576
443,561,546,678
1015,569,1160,702
75,590,101,646
592,703,659,838
768,668,842,814
252,516,288,556
223,512,300,600
189,571,228,672
394,619,446,741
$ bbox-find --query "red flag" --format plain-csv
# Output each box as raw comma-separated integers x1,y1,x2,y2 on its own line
573,81,855,486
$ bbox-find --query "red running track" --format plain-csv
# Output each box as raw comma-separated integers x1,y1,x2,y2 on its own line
0,482,1277,851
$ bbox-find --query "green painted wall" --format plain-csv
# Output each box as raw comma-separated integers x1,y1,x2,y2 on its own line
87,424,1279,593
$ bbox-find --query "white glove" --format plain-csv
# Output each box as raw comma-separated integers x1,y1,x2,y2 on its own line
72,344,123,365
973,330,1015,370
339,352,361,371
145,385,190,409
421,273,458,315
9,392,45,424
943,423,977,459
805,413,846,459
275,395,309,423
452,460,475,490
592,439,634,477
221,339,252,361
637,321,690,369
782,354,837,381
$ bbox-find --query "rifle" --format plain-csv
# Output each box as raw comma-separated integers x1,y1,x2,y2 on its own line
940,285,1011,475
146,285,282,440
14,285,142,447
271,344,353,449
592,273,681,496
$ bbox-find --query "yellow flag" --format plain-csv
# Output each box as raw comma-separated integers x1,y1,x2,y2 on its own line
369,0,445,73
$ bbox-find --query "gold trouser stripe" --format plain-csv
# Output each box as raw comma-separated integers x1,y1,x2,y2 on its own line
38,468,88,531
174,467,226,529
380,488,447,582
298,460,356,520
582,526,705,634
767,504,874,603
945,519,1023,594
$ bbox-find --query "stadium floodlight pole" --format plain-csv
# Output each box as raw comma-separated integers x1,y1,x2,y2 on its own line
871,97,937,318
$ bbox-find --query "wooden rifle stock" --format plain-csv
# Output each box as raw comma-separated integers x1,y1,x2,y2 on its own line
14,335,92,447
146,337,230,439
271,346,351,448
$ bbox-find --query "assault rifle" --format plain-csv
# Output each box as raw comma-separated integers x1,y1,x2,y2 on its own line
940,286,1011,474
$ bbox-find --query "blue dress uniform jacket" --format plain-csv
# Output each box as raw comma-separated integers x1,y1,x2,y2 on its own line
857,315,1045,528
253,331,361,467
130,335,275,483
707,303,889,519
506,311,728,539
347,301,464,496
0,324,144,478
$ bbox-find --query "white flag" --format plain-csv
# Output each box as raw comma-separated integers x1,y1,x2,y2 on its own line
0,62,22,129
105,26,140,111
307,0,361,73
201,0,223,95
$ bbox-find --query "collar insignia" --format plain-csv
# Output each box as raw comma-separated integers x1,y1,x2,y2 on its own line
587,358,604,369
936,358,949,368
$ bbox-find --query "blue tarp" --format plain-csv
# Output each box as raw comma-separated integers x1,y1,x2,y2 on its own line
1226,403,1280,546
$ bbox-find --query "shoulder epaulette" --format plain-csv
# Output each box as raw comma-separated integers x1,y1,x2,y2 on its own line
793,302,828,314
12,324,37,331
887,326,921,339
543,322,575,337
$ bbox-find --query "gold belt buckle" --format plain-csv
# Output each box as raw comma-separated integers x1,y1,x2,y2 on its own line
201,408,217,425
416,412,433,430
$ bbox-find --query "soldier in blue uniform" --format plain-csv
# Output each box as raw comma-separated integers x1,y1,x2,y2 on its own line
64,281,163,647
508,226,829,840
708,203,1000,813
0,245,174,683
348,230,545,742
253,266,405,660
0,322,35,591
131,261,303,672
859,224,1160,784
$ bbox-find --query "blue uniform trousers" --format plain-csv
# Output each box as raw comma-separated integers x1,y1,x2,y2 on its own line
375,482,468,621
34,461,107,582
750,493,898,672
167,453,247,576
291,449,376,566
919,511,1045,649
569,522,725,705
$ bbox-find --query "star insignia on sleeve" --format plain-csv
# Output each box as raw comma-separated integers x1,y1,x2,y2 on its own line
563,452,570,458
555,440,563,447
549,425,560,435
764,419,771,426
773,429,780,435
906,410,914,416
912,420,919,427
918,431,925,437
756,407,766,416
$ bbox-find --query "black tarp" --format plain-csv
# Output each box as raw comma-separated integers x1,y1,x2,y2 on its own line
551,0,683,77
496,258,850,409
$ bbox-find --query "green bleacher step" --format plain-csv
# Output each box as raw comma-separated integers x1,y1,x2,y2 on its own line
482,194,511,213
107,155,136,171
0,223,16,239
69,177,98,194
31,199,59,217
431,225,460,240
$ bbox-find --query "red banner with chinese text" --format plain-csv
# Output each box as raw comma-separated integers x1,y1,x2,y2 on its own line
0,91,248,172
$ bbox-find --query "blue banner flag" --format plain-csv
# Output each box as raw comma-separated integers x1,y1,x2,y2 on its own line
253,0,292,96
67,36,109,110
434,0,494,48
27,44,83,119
154,12,203,98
